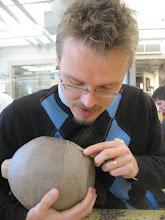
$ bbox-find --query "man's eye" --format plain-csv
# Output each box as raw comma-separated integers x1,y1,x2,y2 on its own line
98,86,113,91
103,86,112,90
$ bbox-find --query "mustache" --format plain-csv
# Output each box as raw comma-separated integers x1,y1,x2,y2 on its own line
77,104,102,111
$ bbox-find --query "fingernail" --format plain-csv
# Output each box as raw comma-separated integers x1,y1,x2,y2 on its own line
51,189,58,197
83,149,88,154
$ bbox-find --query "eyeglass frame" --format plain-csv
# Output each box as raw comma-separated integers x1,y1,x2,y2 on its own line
60,80,120,98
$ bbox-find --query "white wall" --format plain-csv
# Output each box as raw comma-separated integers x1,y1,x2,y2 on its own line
0,45,57,76
0,45,57,95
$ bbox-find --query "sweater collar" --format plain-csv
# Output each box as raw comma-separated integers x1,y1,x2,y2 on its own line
58,81,68,107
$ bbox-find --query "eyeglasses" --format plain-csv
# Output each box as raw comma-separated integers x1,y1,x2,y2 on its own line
61,83,120,98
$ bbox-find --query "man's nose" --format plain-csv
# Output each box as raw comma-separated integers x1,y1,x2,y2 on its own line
80,92,97,108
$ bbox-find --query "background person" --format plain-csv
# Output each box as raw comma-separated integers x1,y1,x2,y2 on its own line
0,92,13,114
0,0,165,220
151,86,165,208
152,86,165,123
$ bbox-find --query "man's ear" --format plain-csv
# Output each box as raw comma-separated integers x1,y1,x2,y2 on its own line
56,58,60,70
56,57,60,66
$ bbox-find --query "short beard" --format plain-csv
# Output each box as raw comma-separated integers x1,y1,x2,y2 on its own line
73,117,95,126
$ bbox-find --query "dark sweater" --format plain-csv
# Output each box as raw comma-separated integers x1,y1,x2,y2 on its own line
0,84,165,220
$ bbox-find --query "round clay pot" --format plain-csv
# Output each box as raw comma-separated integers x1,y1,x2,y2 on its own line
8,136,95,211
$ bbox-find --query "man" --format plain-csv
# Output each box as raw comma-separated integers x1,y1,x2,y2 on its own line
0,0,165,219
0,92,13,114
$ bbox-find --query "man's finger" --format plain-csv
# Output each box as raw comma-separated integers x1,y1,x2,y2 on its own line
94,148,124,166
65,187,96,218
38,188,59,212
83,140,122,155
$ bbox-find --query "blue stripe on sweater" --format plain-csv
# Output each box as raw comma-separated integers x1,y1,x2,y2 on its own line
105,94,132,205
41,93,68,139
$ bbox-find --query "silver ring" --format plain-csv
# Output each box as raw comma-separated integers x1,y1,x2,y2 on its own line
113,160,118,169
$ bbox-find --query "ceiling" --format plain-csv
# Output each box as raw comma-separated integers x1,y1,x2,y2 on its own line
0,0,80,49
0,0,56,48
0,0,165,77
0,0,165,49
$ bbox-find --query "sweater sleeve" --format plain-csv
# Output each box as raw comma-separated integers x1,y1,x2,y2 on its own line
0,103,28,220
134,93,165,190
117,86,165,191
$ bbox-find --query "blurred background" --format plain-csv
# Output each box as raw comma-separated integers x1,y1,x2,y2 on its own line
0,0,165,99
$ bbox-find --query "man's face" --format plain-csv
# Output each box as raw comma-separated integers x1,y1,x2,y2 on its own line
58,37,129,125
155,99,165,112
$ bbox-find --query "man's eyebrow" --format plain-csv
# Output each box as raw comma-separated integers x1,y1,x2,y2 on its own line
66,74,81,81
101,81,122,86
64,72,122,86
63,72,86,83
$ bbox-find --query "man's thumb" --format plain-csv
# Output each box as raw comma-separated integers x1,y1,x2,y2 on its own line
39,188,59,211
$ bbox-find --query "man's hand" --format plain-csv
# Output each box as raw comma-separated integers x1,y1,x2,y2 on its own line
83,139,139,179
26,187,97,220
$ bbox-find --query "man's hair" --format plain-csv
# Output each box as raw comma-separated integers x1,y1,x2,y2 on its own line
152,86,165,101
56,0,139,66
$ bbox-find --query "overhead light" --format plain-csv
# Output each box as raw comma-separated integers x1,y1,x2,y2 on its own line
21,66,32,70
27,66,55,72
0,1,55,48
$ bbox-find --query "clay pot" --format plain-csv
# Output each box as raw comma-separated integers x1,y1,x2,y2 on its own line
7,136,95,211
